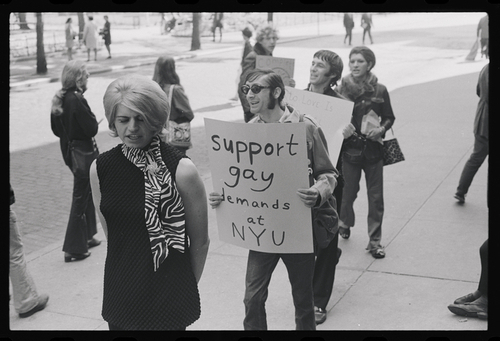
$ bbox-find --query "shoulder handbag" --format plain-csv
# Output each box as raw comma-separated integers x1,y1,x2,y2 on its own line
312,194,339,251
56,115,99,178
165,85,192,149
383,128,405,166
307,125,339,251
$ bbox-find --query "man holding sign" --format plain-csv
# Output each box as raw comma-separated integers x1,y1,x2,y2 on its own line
210,69,338,330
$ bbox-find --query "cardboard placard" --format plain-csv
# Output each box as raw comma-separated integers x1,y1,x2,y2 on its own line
256,55,295,86
283,86,354,164
205,118,313,253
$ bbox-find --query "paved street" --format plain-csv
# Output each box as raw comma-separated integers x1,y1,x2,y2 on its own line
8,12,494,337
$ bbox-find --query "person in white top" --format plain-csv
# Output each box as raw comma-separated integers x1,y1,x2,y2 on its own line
82,16,98,61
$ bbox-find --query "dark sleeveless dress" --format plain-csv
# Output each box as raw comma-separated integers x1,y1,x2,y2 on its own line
96,142,200,330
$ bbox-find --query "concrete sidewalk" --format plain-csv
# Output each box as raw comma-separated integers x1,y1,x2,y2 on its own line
8,11,492,336
8,72,489,333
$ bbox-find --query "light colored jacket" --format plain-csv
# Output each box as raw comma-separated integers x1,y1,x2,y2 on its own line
250,105,338,206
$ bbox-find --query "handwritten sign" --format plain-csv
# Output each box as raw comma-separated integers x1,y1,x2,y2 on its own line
256,56,295,86
284,86,354,164
205,118,313,253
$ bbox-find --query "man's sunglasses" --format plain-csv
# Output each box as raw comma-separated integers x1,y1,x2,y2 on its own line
241,84,270,95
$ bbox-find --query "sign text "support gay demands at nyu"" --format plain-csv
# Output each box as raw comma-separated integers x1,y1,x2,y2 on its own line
205,118,313,253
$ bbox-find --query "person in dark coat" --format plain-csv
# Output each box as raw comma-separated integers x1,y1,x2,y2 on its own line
238,24,279,122
90,75,209,330
304,49,346,325
343,13,354,45
454,63,488,203
50,60,101,263
212,12,223,42
102,15,111,59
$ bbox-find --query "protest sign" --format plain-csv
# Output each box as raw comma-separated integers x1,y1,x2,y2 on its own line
283,86,354,164
256,55,295,86
205,118,313,253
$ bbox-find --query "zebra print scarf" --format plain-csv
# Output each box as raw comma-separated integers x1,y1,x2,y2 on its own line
121,135,186,272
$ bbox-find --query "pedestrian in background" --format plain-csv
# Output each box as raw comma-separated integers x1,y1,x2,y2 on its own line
338,46,395,259
82,16,98,61
65,18,76,61
238,24,280,122
210,69,339,330
304,49,346,325
50,60,101,263
153,56,195,155
343,13,354,46
10,184,50,318
454,63,488,203
361,13,373,45
102,15,112,59
211,12,223,42
231,27,253,101
447,239,488,319
90,75,209,330
477,15,488,58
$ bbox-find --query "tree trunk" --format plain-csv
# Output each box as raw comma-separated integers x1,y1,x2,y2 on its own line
190,13,201,51
77,12,85,41
36,13,47,74
268,12,273,23
17,13,30,30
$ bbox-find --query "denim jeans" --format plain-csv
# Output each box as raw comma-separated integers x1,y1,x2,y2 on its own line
243,250,316,330
10,209,40,314
340,158,384,251
457,134,489,196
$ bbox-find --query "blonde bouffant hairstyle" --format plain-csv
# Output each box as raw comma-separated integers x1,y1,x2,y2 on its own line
103,74,170,137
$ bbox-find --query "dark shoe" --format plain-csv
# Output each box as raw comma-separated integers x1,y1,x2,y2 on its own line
314,306,327,325
339,226,351,239
448,296,487,318
106,56,111,59
370,248,386,259
454,192,465,203
87,237,101,248
335,248,342,265
19,294,49,318
64,252,91,262
454,292,480,305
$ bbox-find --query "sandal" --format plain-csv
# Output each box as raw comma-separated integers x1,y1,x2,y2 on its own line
371,248,386,259
339,226,351,239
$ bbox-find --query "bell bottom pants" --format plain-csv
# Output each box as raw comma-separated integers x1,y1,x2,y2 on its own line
62,173,97,254
243,250,316,330
340,159,384,251
456,134,488,196
10,209,40,314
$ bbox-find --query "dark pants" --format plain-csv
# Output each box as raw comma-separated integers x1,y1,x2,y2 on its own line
456,134,488,196
62,173,97,254
344,27,353,45
340,159,384,251
243,250,316,330
313,170,343,309
480,38,489,57
363,27,373,44
478,239,488,296
313,232,340,310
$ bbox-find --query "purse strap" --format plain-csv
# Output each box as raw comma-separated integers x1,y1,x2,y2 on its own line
167,84,174,107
